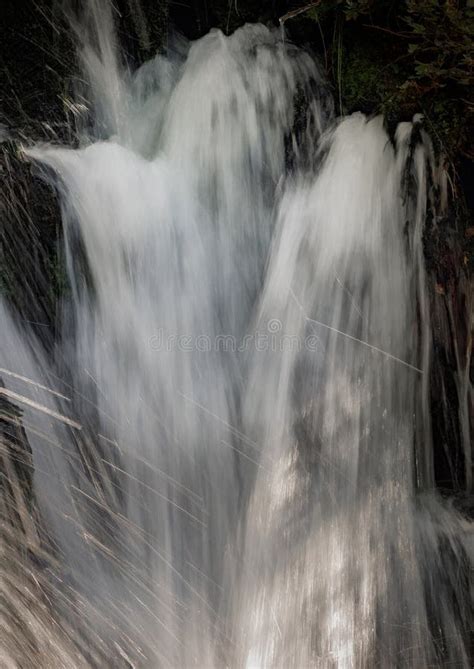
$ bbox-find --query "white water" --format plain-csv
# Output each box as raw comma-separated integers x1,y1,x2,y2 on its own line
1,4,472,667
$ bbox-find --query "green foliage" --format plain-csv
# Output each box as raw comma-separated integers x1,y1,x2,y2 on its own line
340,41,402,114
343,0,376,20
284,0,473,159
401,0,473,155
405,0,473,87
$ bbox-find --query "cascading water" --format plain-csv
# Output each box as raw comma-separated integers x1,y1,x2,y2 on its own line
232,116,471,668
1,3,472,667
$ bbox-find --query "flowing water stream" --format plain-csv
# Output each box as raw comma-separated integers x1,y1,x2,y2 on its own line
1,3,472,667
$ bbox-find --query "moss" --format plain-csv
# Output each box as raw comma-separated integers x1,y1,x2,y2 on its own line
47,251,70,302
340,40,404,115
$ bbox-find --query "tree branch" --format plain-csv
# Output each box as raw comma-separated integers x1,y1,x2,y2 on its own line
279,1,322,26
362,24,412,39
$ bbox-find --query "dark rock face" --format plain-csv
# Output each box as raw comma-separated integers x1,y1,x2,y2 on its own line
0,380,35,530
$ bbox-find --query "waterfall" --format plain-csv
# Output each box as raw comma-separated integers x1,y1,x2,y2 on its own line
1,4,472,667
